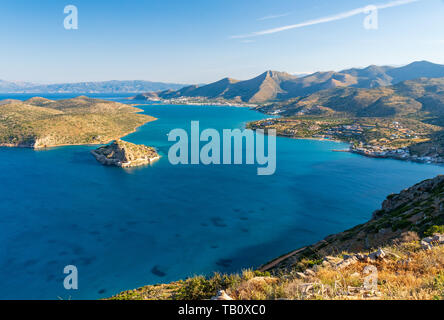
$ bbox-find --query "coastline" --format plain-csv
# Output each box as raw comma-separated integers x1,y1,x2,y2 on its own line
349,148,444,164
248,126,444,165
0,117,158,150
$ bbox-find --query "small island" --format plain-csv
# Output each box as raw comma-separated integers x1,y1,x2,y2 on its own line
91,139,160,168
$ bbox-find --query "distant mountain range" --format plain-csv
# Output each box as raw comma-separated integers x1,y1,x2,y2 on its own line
0,80,186,93
133,61,444,104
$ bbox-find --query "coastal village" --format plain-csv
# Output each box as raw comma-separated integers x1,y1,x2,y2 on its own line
134,95,257,108
248,117,444,164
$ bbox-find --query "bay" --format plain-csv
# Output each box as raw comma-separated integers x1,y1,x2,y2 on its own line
0,94,442,299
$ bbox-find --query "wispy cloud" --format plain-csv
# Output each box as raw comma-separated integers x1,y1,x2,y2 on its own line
257,12,292,21
231,0,422,39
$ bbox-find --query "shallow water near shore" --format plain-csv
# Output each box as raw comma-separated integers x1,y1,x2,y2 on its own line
0,94,443,299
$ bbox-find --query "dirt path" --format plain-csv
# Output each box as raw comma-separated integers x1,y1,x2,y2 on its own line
259,247,306,272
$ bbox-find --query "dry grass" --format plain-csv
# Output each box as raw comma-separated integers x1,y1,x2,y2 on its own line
254,243,444,300
109,242,444,300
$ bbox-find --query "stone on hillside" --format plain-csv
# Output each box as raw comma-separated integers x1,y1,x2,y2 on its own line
323,256,341,265
423,237,434,244
336,257,358,269
368,249,386,261
91,139,159,168
421,240,432,250
211,290,233,300
355,253,366,261
324,256,338,262
432,234,444,244
304,269,316,277
375,249,386,259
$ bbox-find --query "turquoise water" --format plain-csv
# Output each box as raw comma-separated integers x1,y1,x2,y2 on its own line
0,95,443,299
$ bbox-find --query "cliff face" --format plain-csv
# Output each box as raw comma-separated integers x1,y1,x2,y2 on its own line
262,175,444,272
91,140,160,168
380,176,444,212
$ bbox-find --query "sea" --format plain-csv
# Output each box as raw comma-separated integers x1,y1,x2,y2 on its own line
0,93,442,299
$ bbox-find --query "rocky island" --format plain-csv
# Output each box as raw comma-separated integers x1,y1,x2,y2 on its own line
91,139,160,168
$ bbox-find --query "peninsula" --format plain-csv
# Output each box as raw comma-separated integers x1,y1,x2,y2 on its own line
0,96,156,148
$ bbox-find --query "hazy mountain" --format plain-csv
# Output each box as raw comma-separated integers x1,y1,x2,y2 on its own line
0,80,36,92
0,80,186,93
288,61,444,98
385,61,444,83
134,61,444,104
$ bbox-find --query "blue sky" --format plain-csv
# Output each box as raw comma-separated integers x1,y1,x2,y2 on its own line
0,0,443,83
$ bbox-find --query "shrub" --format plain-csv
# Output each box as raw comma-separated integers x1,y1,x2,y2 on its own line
392,219,412,232
254,270,271,277
424,225,444,237
294,258,323,272
432,272,444,300
175,273,241,300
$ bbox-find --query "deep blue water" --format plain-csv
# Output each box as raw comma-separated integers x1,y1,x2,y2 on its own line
0,94,443,299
